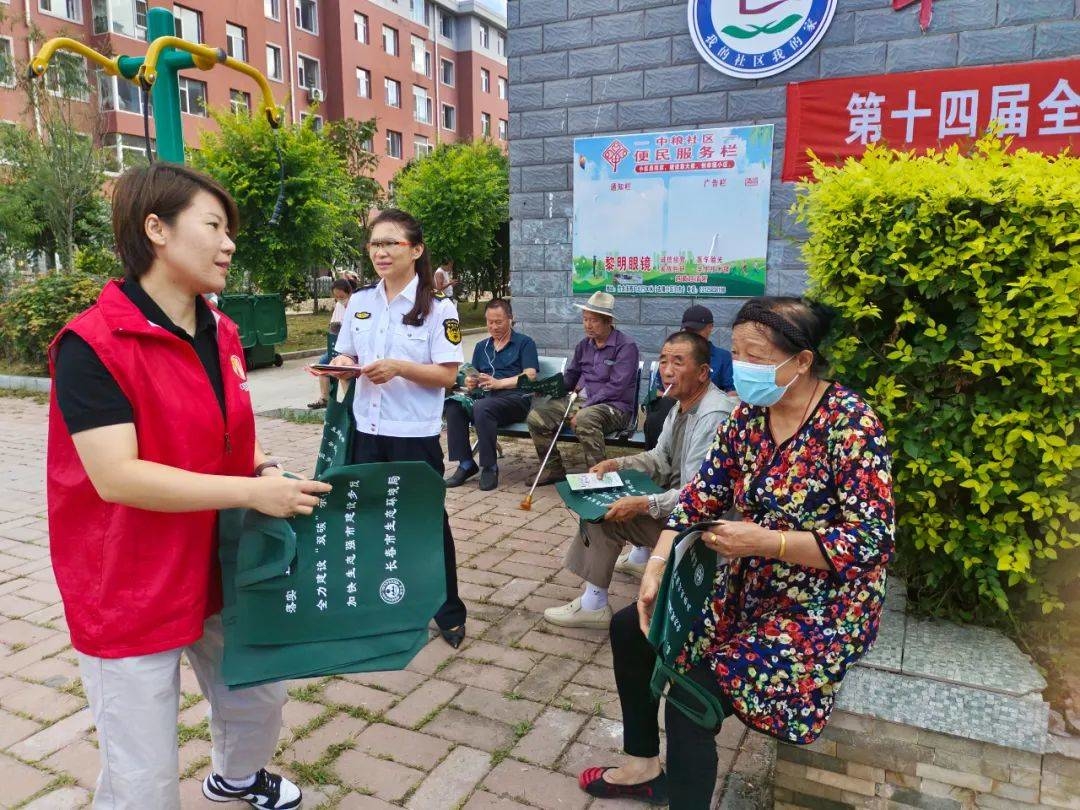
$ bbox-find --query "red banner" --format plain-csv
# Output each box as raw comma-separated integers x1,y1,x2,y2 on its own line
783,58,1080,182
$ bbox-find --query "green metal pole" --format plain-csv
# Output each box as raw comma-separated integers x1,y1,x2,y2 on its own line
146,7,188,164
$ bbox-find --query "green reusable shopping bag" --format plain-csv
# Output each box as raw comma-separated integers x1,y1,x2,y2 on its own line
554,469,665,523
315,378,355,478
516,372,566,398
647,525,729,729
232,463,447,647
217,509,431,689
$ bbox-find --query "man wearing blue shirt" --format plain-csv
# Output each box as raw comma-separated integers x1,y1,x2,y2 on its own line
444,299,539,491
642,305,734,450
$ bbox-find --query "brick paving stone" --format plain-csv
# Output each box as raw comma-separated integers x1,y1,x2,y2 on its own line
462,790,530,810
321,679,398,716
480,610,541,646
555,740,615,779
335,793,401,809
460,582,497,601
2,682,87,724
576,717,625,752
9,708,94,761
354,722,453,770
19,785,92,809
518,630,600,662
43,740,101,789
342,669,426,696
557,682,622,722
0,635,72,675
287,713,369,763
278,699,325,741
458,568,513,588
459,641,543,673
333,749,424,802
438,660,523,694
0,707,42,749
405,745,492,810
571,664,616,691
511,707,588,767
0,750,54,806
515,656,583,704
451,686,545,727
404,636,461,676
384,679,459,728
488,578,543,607
0,618,55,647
483,759,589,810
423,707,518,753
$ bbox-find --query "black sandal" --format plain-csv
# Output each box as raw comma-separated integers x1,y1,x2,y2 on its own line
307,398,328,410
439,624,465,649
579,767,668,804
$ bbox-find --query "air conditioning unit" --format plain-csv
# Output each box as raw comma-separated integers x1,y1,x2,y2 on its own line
308,87,325,103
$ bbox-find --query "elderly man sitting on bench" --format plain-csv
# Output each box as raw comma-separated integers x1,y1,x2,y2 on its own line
526,292,640,487
544,331,735,628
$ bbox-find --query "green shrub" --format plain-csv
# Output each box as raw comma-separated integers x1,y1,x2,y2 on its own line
0,272,104,370
73,245,123,279
794,136,1079,621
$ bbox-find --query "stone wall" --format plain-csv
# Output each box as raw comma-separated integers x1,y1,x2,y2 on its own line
775,713,1080,809
505,0,1080,355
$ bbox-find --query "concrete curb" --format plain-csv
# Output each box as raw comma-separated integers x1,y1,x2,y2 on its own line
280,348,325,360
0,374,50,393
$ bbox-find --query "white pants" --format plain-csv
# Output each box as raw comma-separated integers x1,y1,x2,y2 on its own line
78,614,287,810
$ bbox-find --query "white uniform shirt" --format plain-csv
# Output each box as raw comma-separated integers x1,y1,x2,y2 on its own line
334,275,463,437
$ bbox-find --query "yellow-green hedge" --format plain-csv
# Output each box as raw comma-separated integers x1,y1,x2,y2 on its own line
794,136,1079,620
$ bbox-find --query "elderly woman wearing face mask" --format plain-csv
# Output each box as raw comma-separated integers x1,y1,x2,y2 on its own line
578,296,895,808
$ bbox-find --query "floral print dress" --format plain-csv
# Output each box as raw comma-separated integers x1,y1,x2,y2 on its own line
667,382,894,745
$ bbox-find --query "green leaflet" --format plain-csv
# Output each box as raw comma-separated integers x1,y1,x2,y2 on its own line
721,14,803,39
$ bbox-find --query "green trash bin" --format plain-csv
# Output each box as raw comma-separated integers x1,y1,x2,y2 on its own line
219,294,287,369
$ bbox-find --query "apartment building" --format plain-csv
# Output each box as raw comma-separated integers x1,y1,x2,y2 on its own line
0,0,508,189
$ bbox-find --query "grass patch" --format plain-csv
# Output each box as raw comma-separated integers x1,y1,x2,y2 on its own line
289,682,326,703
285,739,355,787
280,409,325,425
181,754,211,780
512,721,532,740
177,718,211,745
0,389,49,405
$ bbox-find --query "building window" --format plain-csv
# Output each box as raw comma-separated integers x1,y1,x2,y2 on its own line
46,53,89,100
230,89,251,114
498,118,507,140
0,38,14,88
413,86,432,124
178,76,208,116
39,0,81,22
409,0,427,25
92,0,148,38
440,58,454,87
411,36,429,76
481,112,491,137
300,112,323,131
440,12,454,39
174,5,202,44
496,31,505,56
386,130,403,159
266,44,283,82
297,54,320,90
414,135,433,159
384,77,401,108
295,0,317,34
264,0,279,21
354,12,368,44
382,26,399,56
442,103,455,131
480,68,490,94
104,133,154,170
98,72,145,113
356,67,370,98
226,23,247,63
478,22,490,49
498,76,507,100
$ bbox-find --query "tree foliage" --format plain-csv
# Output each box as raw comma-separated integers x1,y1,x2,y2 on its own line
191,111,356,305
324,117,383,279
0,271,104,368
392,140,509,298
0,36,111,271
794,135,1079,623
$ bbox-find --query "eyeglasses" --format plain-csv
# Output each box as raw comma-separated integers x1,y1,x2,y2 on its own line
366,239,412,251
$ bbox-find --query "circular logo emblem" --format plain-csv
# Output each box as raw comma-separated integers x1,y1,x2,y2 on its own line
230,354,246,381
694,563,706,587
379,578,406,605
688,0,837,79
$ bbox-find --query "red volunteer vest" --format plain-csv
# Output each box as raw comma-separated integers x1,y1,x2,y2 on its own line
46,280,256,658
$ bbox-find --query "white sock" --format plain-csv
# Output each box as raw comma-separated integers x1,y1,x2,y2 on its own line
222,773,256,789
580,583,608,611
627,545,650,565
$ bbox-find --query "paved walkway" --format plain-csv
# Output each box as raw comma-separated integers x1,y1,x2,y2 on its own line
0,388,773,809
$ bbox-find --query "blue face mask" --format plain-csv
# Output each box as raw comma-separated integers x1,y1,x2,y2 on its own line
732,355,798,406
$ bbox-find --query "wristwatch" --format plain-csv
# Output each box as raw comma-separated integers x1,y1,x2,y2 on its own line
647,494,661,519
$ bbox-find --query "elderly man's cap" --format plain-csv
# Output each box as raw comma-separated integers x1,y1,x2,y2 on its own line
681,305,714,330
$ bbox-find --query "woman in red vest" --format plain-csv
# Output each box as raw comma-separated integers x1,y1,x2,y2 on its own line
47,163,330,810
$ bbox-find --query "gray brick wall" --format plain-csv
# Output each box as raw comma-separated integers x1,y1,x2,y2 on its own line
507,0,1080,355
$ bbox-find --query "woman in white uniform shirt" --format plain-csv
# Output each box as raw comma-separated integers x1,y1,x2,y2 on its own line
329,209,467,647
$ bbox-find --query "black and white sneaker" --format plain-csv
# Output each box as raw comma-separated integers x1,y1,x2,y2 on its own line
202,769,302,809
